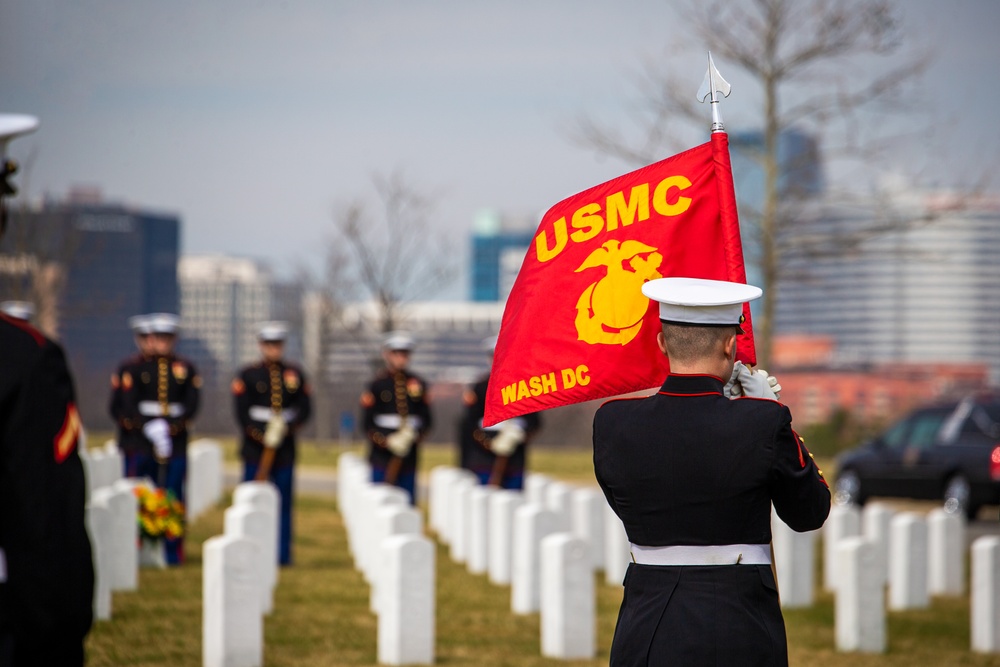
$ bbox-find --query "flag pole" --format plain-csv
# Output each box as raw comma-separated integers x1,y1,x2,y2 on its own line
699,52,775,586
698,52,758,367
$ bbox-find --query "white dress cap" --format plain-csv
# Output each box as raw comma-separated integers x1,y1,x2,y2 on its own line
146,313,180,335
641,277,762,326
128,314,153,334
0,301,35,322
257,321,289,342
382,330,415,351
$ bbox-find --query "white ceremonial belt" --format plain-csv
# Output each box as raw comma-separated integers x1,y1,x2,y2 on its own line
138,401,184,417
248,406,298,422
373,414,423,430
629,543,771,566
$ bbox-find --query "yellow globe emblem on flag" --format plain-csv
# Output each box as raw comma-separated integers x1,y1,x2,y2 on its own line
574,239,663,346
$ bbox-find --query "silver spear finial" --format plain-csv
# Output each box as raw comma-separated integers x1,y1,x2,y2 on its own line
697,52,731,133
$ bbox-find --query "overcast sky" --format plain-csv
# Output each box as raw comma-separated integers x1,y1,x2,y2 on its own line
2,1,998,296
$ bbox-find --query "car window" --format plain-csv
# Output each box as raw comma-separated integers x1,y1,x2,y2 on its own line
909,413,947,449
961,403,1000,439
882,419,911,449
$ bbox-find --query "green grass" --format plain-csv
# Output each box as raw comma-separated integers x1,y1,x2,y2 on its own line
84,442,1000,666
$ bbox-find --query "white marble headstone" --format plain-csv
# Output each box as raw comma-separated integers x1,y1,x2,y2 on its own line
203,534,262,667
511,504,557,614
91,485,138,592
488,490,524,585
467,486,493,575
86,503,112,620
835,536,885,653
862,502,894,587
927,508,964,596
371,505,423,614
524,473,552,507
232,481,280,589
823,503,861,591
603,503,631,586
377,534,435,666
224,504,273,615
428,465,461,539
544,481,574,533
448,476,477,564
541,533,595,659
571,487,605,571
888,512,928,610
772,506,817,608
357,484,410,580
972,536,1000,653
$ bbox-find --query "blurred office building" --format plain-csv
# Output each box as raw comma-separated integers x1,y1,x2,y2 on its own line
0,187,180,428
469,209,538,302
774,180,1000,386
729,128,824,306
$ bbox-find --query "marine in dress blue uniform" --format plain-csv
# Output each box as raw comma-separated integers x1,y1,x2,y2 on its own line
0,313,94,666
232,321,312,565
360,331,432,504
593,278,830,667
117,313,200,565
459,337,542,489
109,314,154,466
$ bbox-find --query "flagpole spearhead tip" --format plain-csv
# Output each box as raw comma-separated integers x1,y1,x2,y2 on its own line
696,51,731,133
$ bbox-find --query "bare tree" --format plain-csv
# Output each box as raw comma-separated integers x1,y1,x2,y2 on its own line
574,0,932,367
330,170,457,334
299,171,458,442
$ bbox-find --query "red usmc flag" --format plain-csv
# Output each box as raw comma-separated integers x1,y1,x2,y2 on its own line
484,133,755,426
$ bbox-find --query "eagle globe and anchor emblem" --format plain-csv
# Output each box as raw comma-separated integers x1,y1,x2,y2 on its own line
574,239,663,345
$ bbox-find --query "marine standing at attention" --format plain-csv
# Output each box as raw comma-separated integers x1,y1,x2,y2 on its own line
117,313,200,565
109,314,154,467
459,336,542,489
360,331,432,505
593,277,830,666
233,321,312,566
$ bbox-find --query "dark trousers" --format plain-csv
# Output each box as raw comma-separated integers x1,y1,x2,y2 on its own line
472,469,524,490
610,563,787,666
242,463,294,565
123,452,186,565
371,466,416,505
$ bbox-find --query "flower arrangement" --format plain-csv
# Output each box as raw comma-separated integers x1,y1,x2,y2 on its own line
133,485,185,541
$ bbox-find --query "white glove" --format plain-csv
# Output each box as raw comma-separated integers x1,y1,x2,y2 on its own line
735,364,781,401
385,424,417,457
263,414,288,449
489,422,525,457
723,361,746,399
142,418,172,459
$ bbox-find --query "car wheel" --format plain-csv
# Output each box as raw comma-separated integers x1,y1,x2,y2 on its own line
834,469,863,506
943,474,976,519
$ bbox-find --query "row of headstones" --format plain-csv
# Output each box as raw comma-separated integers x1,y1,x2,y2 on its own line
83,439,224,623
81,438,224,522
202,480,282,667
427,466,633,660
337,453,435,666
824,503,1000,654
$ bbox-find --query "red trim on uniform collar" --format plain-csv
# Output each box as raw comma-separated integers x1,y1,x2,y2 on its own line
0,312,46,347
666,372,726,382
658,373,725,397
